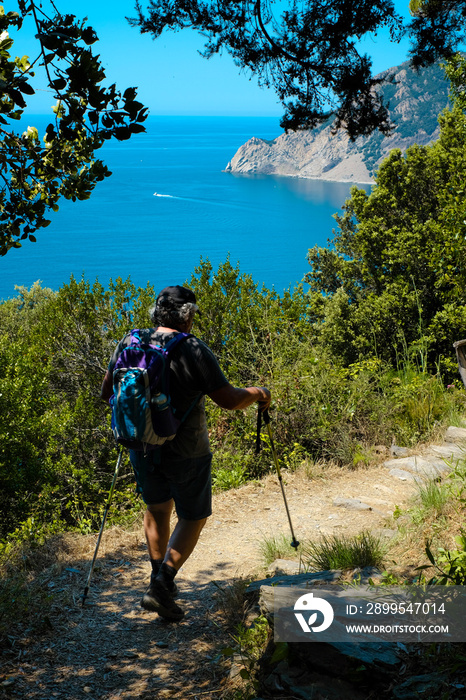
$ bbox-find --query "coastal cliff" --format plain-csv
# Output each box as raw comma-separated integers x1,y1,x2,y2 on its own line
225,60,450,183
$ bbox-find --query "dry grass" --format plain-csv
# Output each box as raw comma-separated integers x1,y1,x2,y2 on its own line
382,472,466,581
212,578,257,631
0,519,148,645
300,456,340,480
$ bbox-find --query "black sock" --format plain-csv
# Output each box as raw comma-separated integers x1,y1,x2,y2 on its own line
150,558,164,578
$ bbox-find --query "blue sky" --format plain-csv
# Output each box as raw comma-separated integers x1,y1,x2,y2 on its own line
12,0,416,118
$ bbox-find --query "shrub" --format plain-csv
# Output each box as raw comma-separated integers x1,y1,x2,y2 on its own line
302,531,385,571
1,260,464,542
212,449,251,491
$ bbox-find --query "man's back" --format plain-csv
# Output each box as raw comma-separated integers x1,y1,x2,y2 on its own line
107,328,228,458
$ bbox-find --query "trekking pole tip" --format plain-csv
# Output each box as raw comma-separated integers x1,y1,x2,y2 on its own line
291,539,300,550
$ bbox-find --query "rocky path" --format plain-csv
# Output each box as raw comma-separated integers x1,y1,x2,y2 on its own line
1,427,465,700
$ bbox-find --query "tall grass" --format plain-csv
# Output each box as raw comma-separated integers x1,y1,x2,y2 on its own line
417,479,450,517
259,533,298,566
302,531,385,571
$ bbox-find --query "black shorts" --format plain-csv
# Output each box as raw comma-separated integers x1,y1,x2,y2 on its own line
129,450,212,520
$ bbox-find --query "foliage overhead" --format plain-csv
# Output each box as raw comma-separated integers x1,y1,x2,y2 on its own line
130,0,403,138
408,0,466,67
0,2,148,257
130,0,464,137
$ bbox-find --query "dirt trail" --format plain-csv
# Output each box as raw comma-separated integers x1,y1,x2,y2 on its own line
0,441,452,700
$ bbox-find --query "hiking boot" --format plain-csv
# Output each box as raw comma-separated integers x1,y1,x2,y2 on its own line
150,571,178,598
141,579,184,621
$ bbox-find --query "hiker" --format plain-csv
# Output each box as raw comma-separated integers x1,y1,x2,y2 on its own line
100,285,271,621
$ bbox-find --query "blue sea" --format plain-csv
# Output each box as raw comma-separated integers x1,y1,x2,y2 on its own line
0,115,360,301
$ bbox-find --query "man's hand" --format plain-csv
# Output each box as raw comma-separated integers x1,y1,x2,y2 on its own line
208,383,271,411
257,386,271,412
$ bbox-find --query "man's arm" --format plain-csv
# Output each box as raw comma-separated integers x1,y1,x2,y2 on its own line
101,370,113,402
208,383,271,411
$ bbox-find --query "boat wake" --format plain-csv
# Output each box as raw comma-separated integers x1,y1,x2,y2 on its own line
152,192,245,210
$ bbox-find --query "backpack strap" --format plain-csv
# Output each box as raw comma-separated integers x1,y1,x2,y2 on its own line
129,329,142,345
125,329,200,423
178,391,202,425
163,331,192,356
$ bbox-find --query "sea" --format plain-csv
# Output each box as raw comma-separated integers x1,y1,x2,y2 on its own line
0,115,363,301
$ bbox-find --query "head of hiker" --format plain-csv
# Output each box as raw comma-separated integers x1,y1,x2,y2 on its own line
150,285,200,332
100,284,271,621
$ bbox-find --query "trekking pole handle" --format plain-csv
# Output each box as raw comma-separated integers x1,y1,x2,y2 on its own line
255,405,271,454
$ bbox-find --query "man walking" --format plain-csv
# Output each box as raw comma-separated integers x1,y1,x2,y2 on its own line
101,285,271,621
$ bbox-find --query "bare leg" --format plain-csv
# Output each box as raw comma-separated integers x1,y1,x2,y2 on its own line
144,500,174,561
144,501,207,571
141,505,208,620
164,517,207,570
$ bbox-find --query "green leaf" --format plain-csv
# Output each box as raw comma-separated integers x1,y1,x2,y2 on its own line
10,89,26,108
129,123,145,134
50,77,67,91
270,642,288,664
82,27,97,45
425,543,436,566
123,87,137,101
17,80,34,95
114,127,131,141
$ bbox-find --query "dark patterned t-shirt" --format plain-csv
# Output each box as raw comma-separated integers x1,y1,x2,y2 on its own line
108,329,228,459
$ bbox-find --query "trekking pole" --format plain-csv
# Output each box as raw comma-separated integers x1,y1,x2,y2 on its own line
257,407,299,551
82,447,124,607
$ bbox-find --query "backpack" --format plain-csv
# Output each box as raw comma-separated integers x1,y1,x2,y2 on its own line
110,330,193,451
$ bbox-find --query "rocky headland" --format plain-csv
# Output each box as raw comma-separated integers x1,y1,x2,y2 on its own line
225,59,451,184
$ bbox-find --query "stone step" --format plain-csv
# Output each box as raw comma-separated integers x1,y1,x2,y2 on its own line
383,455,451,479
445,426,466,443
426,443,465,462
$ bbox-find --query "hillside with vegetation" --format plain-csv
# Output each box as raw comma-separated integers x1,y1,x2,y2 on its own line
225,58,452,182
1,52,466,700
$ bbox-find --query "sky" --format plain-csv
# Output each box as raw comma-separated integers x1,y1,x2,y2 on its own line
10,0,417,119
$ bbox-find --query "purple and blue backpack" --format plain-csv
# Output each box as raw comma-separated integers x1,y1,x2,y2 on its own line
110,330,192,451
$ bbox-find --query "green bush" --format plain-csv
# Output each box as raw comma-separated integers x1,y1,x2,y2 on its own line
305,59,466,378
421,535,466,585
0,254,464,543
212,449,252,491
0,276,153,538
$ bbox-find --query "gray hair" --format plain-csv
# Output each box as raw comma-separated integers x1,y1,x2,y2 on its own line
149,299,199,329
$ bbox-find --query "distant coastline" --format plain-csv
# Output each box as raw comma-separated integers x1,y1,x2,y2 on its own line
224,58,448,185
